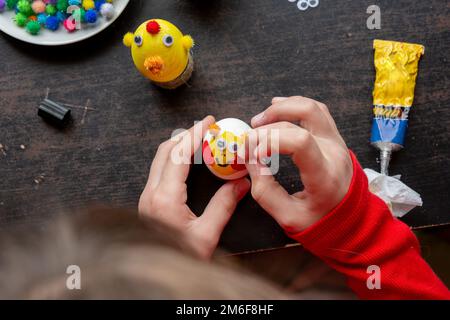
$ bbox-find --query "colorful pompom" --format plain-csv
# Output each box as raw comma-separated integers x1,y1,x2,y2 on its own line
182,35,194,50
84,8,96,23
82,0,94,10
14,12,27,26
68,0,81,6
25,20,41,35
1,0,116,36
37,13,47,24
94,0,104,11
45,15,59,30
17,0,33,16
146,20,160,34
32,0,46,14
122,32,133,48
6,0,18,10
55,10,66,22
73,7,85,22
56,0,68,12
63,17,75,32
99,2,113,19
45,4,57,15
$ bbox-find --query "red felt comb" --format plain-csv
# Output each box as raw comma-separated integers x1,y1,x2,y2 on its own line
146,20,160,35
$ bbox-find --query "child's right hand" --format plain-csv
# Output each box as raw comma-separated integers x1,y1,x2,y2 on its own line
246,96,353,234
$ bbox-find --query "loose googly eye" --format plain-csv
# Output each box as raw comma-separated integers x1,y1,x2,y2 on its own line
134,35,143,47
227,142,238,154
308,0,319,8
216,138,227,151
297,0,309,10
162,34,174,47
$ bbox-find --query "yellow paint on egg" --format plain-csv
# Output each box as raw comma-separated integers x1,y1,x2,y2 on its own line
123,19,194,85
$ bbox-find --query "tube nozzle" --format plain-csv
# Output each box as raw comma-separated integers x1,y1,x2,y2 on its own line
380,148,392,176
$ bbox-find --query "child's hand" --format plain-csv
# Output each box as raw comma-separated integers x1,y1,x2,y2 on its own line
139,116,250,259
247,96,353,234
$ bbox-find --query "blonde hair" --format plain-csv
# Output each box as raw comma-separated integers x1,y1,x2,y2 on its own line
0,208,286,299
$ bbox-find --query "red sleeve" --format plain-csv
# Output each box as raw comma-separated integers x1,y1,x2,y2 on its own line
287,151,450,300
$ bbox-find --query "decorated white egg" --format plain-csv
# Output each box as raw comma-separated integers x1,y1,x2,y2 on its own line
202,118,251,180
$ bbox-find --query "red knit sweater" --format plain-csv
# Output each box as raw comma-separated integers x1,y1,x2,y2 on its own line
288,151,450,300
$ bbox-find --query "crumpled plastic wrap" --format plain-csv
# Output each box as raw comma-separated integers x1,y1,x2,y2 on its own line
364,169,423,218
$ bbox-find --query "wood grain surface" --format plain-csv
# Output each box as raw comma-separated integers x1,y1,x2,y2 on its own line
0,0,449,253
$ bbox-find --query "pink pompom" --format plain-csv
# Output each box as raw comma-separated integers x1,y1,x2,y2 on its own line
32,0,46,14
63,19,76,32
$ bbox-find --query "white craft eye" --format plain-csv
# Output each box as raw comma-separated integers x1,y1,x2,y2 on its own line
308,0,319,8
227,142,238,154
162,34,174,47
134,35,143,47
216,138,227,151
297,0,309,10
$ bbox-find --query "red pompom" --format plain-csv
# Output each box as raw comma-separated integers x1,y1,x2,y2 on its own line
202,141,214,165
146,20,160,35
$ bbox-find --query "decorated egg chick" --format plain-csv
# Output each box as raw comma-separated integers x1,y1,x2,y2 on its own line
123,19,194,89
202,118,251,180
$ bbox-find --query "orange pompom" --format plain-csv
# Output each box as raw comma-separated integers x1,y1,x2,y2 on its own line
31,0,46,14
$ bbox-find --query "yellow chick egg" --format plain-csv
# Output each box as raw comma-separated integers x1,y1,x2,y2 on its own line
123,19,194,89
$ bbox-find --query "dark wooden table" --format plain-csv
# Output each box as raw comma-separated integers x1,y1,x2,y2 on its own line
1,0,449,253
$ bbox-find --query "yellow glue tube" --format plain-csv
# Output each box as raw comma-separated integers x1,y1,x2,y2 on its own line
370,40,425,175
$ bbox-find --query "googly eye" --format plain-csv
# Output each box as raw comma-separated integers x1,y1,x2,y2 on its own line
162,34,174,47
308,0,319,8
297,0,309,10
216,138,227,151
134,35,143,47
227,142,238,154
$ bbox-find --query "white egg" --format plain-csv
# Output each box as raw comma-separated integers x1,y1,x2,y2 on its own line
203,118,251,180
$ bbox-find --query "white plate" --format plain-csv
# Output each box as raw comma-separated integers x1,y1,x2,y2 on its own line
0,0,129,46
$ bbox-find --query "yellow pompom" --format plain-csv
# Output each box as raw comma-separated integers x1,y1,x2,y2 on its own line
82,0,95,11
123,32,133,48
182,35,194,51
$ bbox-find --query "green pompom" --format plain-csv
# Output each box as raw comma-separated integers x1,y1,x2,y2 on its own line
14,12,28,27
73,8,86,23
6,0,18,10
46,4,57,16
56,0,68,12
17,0,33,16
25,20,41,35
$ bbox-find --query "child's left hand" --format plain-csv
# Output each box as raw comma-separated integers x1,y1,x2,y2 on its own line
139,116,250,259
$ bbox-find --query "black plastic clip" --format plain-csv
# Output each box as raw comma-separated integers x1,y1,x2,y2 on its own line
38,99,71,126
